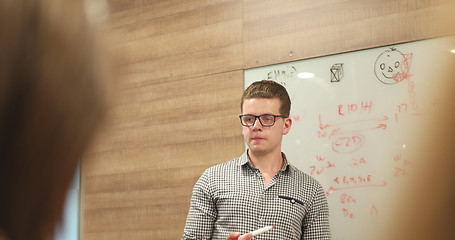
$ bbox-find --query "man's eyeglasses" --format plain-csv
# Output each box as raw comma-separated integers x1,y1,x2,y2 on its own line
239,114,288,127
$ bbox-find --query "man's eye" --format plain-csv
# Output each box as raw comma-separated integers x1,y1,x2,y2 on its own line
261,116,272,122
244,117,254,122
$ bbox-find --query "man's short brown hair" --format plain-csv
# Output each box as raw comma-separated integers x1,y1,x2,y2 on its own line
241,80,291,116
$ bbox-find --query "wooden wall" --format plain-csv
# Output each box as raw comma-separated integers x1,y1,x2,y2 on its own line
81,0,455,239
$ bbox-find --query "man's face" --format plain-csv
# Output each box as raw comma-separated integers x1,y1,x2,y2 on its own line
241,98,291,156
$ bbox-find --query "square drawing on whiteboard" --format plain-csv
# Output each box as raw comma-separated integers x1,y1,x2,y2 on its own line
330,63,344,82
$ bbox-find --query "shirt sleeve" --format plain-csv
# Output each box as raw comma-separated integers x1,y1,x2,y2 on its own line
182,170,217,240
301,183,331,239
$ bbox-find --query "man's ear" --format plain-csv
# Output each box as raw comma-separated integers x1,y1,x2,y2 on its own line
282,118,292,135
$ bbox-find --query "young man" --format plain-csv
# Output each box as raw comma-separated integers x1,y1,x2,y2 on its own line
182,80,331,240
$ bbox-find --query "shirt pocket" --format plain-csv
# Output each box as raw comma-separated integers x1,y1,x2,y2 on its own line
277,195,305,206
272,195,308,237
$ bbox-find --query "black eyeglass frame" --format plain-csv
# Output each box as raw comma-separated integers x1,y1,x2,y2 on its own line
239,114,288,127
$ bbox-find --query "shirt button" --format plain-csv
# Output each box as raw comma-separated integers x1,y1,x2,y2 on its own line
291,199,296,204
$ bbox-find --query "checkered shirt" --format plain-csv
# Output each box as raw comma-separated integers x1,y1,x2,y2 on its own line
182,150,331,239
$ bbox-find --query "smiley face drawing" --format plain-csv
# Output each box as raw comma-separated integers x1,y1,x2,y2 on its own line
374,48,409,84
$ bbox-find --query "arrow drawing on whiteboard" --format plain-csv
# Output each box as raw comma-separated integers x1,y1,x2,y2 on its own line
327,123,388,138
319,114,388,130
325,181,388,196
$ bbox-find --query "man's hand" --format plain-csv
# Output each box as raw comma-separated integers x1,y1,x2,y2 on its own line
225,232,253,240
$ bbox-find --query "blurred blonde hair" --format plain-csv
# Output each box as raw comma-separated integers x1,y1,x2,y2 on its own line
0,0,111,239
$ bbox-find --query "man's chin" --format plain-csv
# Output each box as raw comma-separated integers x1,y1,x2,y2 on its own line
248,146,268,154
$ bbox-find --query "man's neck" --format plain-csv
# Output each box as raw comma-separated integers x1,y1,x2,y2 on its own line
248,149,283,174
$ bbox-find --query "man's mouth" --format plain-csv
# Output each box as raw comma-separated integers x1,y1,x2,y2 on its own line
252,137,265,141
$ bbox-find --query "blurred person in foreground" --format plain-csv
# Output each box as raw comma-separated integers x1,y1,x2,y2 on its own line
384,51,455,239
0,0,112,239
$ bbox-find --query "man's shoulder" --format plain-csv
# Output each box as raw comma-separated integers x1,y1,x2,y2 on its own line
286,163,323,188
203,156,243,176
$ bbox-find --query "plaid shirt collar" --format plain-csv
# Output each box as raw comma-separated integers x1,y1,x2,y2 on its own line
238,149,290,172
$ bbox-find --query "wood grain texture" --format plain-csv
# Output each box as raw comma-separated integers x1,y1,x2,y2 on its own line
82,70,244,239
108,0,244,88
243,0,455,68
81,0,455,239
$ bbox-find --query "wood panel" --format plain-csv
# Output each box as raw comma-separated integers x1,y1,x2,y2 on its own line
81,0,455,239
82,71,244,239
82,0,245,232
108,0,244,87
243,0,455,68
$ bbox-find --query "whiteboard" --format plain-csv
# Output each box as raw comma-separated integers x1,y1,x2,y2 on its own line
244,36,455,240
54,166,79,240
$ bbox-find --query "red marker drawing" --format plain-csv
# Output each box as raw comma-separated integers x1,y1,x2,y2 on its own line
233,226,275,240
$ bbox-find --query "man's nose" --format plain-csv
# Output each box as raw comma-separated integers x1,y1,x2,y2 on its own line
252,117,263,130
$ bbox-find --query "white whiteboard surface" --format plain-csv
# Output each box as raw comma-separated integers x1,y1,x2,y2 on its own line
244,36,455,240
54,166,79,240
